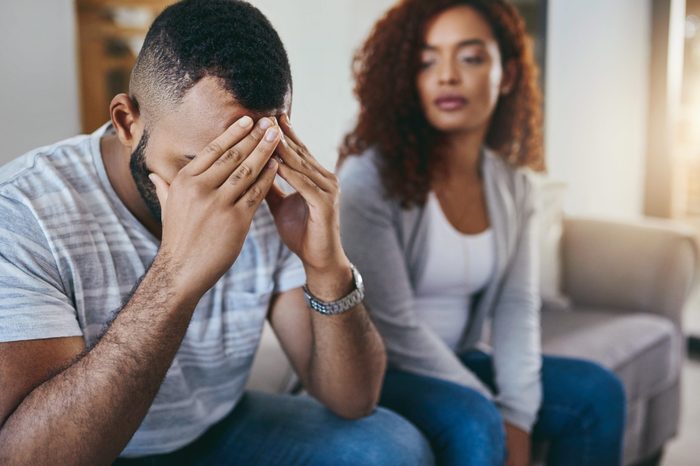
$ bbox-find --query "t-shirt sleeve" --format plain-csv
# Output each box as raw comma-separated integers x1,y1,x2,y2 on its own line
0,194,82,342
272,241,306,294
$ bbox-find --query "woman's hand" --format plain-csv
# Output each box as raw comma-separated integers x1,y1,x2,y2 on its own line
505,422,531,466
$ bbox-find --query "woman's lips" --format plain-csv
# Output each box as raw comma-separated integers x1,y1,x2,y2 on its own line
434,95,468,111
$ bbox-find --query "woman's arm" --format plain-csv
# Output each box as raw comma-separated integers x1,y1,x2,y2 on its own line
338,154,491,394
490,171,543,433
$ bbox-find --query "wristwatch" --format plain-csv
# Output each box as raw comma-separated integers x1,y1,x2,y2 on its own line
303,263,365,315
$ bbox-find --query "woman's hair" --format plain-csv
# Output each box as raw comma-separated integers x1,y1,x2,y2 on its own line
338,0,545,208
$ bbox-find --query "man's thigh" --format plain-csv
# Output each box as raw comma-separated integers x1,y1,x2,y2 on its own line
117,391,434,466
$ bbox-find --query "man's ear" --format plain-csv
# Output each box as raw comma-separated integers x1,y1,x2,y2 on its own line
500,59,518,95
110,93,142,150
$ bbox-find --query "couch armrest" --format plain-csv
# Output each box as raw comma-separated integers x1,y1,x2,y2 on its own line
561,217,698,326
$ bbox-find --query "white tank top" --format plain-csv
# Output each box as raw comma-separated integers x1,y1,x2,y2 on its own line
413,192,495,351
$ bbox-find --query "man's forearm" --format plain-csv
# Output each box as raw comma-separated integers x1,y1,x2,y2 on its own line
0,253,201,466
305,265,386,419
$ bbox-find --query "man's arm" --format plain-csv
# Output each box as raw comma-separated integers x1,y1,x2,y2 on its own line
0,258,199,465
0,115,282,465
268,282,386,420
265,114,386,419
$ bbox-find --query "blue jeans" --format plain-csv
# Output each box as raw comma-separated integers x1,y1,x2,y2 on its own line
113,391,435,466
380,352,626,466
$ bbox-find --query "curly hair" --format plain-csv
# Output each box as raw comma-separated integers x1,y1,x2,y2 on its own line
130,0,291,116
338,0,544,208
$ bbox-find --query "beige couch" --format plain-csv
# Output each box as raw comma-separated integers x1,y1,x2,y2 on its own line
540,216,697,465
247,192,698,466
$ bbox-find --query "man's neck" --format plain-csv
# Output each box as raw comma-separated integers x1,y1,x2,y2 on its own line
100,134,162,239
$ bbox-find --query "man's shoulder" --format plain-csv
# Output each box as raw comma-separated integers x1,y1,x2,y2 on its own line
0,130,120,259
0,133,97,201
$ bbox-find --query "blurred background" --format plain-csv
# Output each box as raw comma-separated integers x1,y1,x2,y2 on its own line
0,1,699,464
0,0,662,219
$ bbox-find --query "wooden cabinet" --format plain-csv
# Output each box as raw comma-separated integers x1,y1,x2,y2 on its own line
75,0,173,133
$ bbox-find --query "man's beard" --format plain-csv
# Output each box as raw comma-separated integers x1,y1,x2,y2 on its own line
129,129,162,223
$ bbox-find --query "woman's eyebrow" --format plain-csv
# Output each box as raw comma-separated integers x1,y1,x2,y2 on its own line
422,38,487,51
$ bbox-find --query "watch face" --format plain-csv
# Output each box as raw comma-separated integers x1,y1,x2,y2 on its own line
352,264,364,290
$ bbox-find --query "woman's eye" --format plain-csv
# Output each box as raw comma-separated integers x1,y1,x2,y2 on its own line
420,59,435,69
460,55,484,65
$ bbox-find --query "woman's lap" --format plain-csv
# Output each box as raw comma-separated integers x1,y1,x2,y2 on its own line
380,352,626,466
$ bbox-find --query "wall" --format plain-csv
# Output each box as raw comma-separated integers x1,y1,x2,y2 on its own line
0,0,81,163
546,0,652,218
0,0,653,222
251,0,395,169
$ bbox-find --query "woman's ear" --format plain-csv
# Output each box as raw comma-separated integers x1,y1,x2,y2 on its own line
110,93,142,149
500,59,518,95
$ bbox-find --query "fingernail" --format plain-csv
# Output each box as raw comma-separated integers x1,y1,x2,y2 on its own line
265,128,279,142
238,116,253,127
148,174,155,183
267,159,278,169
259,118,273,130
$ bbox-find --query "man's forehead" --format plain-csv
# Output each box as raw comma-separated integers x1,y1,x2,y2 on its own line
148,78,289,153
174,77,288,127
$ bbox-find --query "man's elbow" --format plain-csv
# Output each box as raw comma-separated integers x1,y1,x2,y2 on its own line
326,396,380,420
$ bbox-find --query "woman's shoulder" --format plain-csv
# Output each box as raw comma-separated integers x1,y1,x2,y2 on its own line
337,147,387,200
483,147,539,207
337,147,381,178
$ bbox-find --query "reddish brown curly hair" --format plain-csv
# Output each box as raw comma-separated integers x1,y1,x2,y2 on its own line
338,0,545,208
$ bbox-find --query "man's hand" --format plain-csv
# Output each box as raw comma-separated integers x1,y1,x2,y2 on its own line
149,116,281,297
267,114,351,298
505,422,531,466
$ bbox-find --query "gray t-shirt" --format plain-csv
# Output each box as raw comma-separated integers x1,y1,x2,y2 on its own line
0,124,306,457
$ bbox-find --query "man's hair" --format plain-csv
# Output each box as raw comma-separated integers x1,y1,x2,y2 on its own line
129,0,292,116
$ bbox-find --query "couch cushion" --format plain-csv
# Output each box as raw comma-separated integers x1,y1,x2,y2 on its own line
534,176,570,312
246,321,296,394
541,308,682,403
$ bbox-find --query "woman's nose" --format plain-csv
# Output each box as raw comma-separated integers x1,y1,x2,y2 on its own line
437,59,460,85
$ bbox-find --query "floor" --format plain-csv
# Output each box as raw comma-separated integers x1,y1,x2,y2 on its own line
662,348,700,466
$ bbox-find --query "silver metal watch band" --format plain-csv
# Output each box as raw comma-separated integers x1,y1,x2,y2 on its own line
303,264,365,315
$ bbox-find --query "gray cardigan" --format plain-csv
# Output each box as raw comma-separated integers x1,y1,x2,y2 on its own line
337,147,543,431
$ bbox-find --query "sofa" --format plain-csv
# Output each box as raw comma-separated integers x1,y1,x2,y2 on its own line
246,180,699,466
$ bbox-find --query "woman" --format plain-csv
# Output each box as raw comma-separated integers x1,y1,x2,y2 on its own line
337,1,626,465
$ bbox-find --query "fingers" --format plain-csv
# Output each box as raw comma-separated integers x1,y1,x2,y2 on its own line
279,113,302,148
183,115,255,176
275,138,335,192
276,161,327,209
237,159,279,213
200,117,277,188
276,114,336,192
218,122,281,201
148,173,170,220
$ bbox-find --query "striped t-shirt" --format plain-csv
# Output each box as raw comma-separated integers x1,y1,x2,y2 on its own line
0,124,306,457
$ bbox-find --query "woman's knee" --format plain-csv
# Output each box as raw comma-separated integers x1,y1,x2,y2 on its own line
445,389,505,447
565,359,626,434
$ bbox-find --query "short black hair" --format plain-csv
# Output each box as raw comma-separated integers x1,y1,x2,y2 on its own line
130,0,292,116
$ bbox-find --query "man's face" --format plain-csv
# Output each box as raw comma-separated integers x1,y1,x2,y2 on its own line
130,76,290,223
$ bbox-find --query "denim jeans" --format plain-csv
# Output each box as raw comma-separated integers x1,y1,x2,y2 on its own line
113,391,435,466
380,351,626,466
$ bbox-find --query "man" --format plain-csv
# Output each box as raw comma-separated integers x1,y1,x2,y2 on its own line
0,1,434,464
